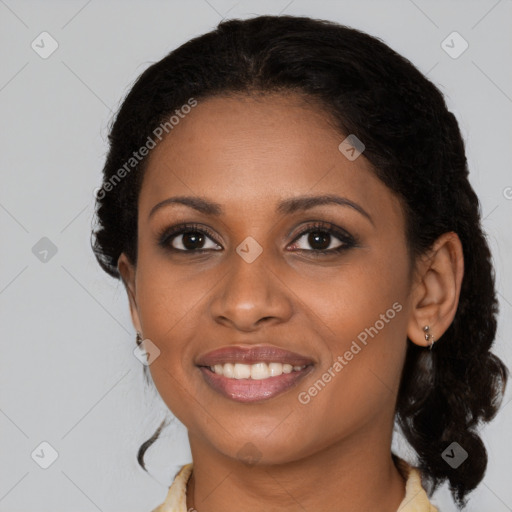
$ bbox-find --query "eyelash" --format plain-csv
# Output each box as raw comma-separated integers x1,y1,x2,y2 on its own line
156,221,357,256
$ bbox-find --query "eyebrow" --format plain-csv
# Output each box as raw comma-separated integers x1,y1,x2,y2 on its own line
148,194,374,225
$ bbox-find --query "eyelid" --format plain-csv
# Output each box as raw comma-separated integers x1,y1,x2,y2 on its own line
288,221,356,246
156,222,223,250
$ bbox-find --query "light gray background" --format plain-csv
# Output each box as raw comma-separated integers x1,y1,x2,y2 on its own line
1,1,511,511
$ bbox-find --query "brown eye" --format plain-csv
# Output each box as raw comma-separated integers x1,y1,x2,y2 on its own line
158,224,222,252
288,222,356,255
177,231,206,250
293,230,344,251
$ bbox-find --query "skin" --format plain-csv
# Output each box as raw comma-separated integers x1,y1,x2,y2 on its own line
118,92,464,512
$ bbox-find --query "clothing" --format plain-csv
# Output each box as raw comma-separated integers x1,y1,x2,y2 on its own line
151,457,439,512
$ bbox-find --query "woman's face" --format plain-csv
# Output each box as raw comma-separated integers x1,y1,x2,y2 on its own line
120,93,414,464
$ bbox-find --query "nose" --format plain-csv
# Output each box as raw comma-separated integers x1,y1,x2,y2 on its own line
209,247,294,332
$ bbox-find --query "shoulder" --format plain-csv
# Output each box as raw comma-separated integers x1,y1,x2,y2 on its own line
394,457,439,512
150,463,193,512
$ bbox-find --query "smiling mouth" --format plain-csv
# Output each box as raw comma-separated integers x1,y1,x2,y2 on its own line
195,344,315,402
197,362,314,403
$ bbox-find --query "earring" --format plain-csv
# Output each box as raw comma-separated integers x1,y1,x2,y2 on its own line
136,331,143,346
423,325,435,350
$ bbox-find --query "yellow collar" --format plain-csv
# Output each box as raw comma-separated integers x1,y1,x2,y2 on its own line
152,458,438,512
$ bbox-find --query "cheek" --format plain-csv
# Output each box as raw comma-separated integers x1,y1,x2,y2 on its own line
293,246,410,404
135,242,214,336
133,252,211,403
296,247,409,346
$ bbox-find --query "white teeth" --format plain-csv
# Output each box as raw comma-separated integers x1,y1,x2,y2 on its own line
222,363,234,378
208,362,307,379
250,362,269,380
233,363,251,379
268,362,282,376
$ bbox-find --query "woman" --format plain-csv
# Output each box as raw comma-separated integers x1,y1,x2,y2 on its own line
92,15,508,511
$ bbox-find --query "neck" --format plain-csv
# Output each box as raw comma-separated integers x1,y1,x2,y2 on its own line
186,426,406,512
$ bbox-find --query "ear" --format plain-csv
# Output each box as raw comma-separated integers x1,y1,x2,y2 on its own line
407,232,464,347
117,252,143,334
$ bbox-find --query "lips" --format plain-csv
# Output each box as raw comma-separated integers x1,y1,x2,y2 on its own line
196,344,315,403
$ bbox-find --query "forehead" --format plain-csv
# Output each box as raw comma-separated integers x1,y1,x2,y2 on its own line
139,93,400,223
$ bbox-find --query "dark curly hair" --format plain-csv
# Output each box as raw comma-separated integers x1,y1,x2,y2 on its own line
91,15,508,508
